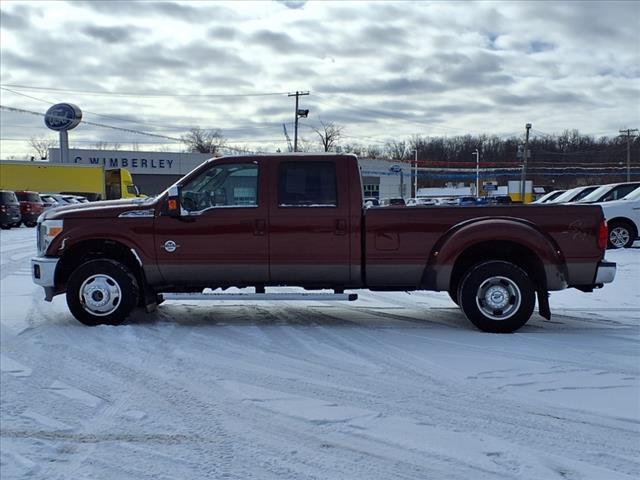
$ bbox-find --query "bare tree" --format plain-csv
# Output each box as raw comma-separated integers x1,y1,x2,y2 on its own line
93,141,121,150
28,136,56,160
384,140,407,160
296,137,315,152
181,127,227,155
313,121,344,152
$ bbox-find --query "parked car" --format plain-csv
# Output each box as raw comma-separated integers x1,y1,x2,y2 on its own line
532,190,566,204
547,185,599,204
0,190,21,229
32,153,615,333
380,198,406,206
486,195,513,205
406,197,437,206
456,196,477,206
433,197,458,206
14,191,45,227
42,193,82,205
364,197,379,208
576,182,640,204
39,194,61,210
598,187,640,249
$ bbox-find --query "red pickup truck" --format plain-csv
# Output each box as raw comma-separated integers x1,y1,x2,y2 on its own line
32,154,616,333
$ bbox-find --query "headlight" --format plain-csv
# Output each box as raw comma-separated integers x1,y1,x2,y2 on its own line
38,219,63,255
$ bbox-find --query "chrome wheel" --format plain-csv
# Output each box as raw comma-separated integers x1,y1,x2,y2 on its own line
475,276,521,321
79,274,122,316
609,226,630,249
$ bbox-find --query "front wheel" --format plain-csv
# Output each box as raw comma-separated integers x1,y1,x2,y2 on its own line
66,259,139,326
25,221,37,228
458,261,535,333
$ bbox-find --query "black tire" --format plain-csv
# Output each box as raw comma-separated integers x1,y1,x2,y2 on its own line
25,221,37,228
66,259,139,326
0,225,10,230
458,261,535,333
448,288,459,306
607,220,635,249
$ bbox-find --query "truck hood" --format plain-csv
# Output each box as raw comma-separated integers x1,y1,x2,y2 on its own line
41,197,157,221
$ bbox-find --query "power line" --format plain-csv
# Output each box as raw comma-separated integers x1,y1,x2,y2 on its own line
0,83,290,98
0,105,256,154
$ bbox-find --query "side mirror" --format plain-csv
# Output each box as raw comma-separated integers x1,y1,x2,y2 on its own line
165,185,183,217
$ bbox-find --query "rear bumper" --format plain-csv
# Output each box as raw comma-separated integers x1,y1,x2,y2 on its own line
594,261,616,284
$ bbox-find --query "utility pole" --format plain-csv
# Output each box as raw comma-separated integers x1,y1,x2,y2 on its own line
413,149,418,198
520,123,532,203
473,148,480,198
288,91,309,152
619,128,638,182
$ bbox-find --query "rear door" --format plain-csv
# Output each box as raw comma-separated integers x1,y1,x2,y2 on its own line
268,158,351,285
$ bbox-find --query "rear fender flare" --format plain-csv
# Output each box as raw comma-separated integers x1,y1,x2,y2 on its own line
423,217,566,291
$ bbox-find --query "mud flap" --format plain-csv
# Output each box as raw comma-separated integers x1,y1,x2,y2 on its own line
537,290,551,320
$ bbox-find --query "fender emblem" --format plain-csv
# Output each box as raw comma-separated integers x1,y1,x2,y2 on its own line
163,240,179,253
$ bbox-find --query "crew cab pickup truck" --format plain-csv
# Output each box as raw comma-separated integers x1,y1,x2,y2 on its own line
31,154,616,333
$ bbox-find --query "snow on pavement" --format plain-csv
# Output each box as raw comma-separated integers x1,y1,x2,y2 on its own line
1,227,639,479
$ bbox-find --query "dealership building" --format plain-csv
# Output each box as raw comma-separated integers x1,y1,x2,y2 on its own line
48,148,408,199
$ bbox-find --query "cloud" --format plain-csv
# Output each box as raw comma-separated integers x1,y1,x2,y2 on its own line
82,25,141,44
0,9,29,30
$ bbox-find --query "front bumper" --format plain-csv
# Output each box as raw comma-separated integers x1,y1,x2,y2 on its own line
594,260,616,284
31,256,59,301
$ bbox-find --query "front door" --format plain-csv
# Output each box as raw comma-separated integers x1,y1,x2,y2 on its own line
154,160,269,286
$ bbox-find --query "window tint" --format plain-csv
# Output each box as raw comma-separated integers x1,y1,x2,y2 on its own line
182,163,258,212
16,192,42,202
1,192,18,203
278,162,337,207
602,184,640,201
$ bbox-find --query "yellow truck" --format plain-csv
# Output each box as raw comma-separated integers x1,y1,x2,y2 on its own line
0,161,141,201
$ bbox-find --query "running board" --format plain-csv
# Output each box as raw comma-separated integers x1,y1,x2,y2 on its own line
161,292,358,302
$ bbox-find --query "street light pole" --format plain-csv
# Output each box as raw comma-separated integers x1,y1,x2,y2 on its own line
473,148,480,198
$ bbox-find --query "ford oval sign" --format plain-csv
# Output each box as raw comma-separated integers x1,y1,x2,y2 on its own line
389,164,402,173
44,103,82,131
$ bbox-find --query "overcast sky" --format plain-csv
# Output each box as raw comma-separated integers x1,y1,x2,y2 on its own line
1,0,639,157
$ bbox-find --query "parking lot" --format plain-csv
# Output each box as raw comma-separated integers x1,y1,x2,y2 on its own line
1,227,638,479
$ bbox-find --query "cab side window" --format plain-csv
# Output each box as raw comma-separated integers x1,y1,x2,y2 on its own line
182,163,258,212
278,162,337,207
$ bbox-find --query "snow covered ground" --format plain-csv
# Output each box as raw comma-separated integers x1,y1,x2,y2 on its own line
1,227,639,480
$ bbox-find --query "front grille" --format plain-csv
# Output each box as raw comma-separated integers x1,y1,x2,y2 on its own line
37,223,43,254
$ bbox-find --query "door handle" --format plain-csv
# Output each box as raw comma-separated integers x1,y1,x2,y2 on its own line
255,219,266,236
240,219,266,236
335,219,347,235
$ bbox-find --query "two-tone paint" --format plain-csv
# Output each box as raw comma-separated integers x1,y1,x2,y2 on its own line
37,154,610,308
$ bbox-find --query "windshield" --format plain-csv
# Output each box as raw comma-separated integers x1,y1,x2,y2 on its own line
1,191,18,203
549,186,595,203
576,185,612,203
16,192,42,202
621,187,640,201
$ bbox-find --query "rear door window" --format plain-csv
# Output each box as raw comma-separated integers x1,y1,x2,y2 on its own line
278,162,337,207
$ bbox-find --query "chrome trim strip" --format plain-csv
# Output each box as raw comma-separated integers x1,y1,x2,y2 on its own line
594,261,616,284
118,209,155,218
130,248,143,266
31,256,59,288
